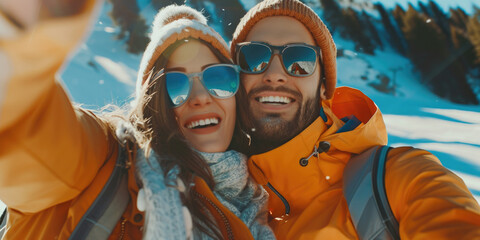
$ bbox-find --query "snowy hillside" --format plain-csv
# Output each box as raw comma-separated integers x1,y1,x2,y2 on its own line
1,0,479,216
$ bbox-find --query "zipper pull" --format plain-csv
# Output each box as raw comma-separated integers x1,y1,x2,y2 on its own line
299,141,330,167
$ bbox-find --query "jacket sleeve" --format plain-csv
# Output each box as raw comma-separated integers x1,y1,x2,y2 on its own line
385,147,480,239
0,0,113,213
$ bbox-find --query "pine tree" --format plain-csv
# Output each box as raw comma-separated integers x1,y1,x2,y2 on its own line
320,0,343,34
108,0,149,54
392,4,406,31
402,5,447,75
341,8,375,54
418,2,431,16
428,1,451,40
450,25,476,70
450,8,469,30
375,3,407,54
402,5,478,104
200,0,246,40
467,13,480,64
126,17,149,54
361,11,383,50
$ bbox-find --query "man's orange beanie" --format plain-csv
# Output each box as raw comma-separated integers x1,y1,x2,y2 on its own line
231,0,337,99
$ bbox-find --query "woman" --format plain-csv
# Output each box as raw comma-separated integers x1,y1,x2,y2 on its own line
0,1,273,239
129,5,274,240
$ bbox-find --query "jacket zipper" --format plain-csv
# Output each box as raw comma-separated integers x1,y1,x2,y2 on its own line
119,217,128,240
267,182,291,215
193,191,234,240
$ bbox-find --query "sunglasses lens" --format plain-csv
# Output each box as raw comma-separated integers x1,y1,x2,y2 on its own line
283,46,317,76
203,65,239,98
165,72,190,107
238,44,271,73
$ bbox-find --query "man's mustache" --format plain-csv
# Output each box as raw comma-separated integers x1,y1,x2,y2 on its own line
246,85,302,100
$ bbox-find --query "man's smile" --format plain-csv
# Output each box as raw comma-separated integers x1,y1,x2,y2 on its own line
251,91,298,112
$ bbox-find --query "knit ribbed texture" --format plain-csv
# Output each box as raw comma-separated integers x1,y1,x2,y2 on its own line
197,151,276,240
135,150,187,240
136,5,230,98
231,0,337,99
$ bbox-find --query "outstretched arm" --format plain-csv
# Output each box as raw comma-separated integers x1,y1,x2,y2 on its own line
0,0,114,213
386,147,480,239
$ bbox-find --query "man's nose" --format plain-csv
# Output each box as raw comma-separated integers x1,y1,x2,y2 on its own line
262,55,288,85
187,78,212,107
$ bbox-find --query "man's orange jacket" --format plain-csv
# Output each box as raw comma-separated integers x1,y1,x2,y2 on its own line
248,87,480,239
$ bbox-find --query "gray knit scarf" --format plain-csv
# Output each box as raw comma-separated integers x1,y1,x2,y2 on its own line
135,149,276,240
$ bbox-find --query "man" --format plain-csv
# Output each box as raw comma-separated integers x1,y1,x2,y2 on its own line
230,0,480,239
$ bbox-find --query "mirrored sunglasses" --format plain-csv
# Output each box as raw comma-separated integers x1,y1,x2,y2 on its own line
235,41,322,77
164,64,240,107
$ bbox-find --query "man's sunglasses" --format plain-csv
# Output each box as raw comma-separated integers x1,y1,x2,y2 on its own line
235,42,322,77
163,64,240,107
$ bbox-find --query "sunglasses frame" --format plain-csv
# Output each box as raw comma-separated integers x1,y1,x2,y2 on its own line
235,41,323,77
163,63,241,108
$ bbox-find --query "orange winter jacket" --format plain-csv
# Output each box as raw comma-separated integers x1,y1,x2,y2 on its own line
0,1,254,239
248,87,480,239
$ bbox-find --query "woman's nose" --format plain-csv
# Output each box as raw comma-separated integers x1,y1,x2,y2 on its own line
187,78,212,107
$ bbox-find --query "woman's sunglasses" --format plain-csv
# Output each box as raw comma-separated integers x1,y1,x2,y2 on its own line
163,64,240,107
235,42,322,77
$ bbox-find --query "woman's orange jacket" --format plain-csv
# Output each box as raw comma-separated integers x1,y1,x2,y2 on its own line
0,1,253,239
248,87,480,239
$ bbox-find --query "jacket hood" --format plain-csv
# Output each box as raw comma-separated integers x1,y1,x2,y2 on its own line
319,86,388,153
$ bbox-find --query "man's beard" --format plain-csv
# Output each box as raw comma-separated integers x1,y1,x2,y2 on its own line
245,86,320,153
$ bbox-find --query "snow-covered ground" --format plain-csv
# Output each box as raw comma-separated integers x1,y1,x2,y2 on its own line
1,0,479,219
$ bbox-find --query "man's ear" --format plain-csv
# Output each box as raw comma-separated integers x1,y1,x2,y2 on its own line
320,77,327,100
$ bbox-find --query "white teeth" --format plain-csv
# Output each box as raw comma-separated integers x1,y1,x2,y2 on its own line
186,118,220,129
258,96,292,104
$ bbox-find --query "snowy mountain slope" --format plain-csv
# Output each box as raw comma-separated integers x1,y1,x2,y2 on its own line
1,0,479,216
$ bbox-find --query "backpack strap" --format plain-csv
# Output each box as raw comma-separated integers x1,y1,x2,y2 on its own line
68,143,131,240
343,145,400,240
0,207,6,237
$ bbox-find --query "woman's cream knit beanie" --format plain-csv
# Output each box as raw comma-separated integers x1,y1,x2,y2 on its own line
136,5,230,97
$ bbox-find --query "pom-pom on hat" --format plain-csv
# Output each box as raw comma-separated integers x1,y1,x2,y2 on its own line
136,5,230,97
230,0,337,99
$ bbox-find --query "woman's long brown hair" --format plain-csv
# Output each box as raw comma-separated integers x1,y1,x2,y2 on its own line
129,38,247,239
